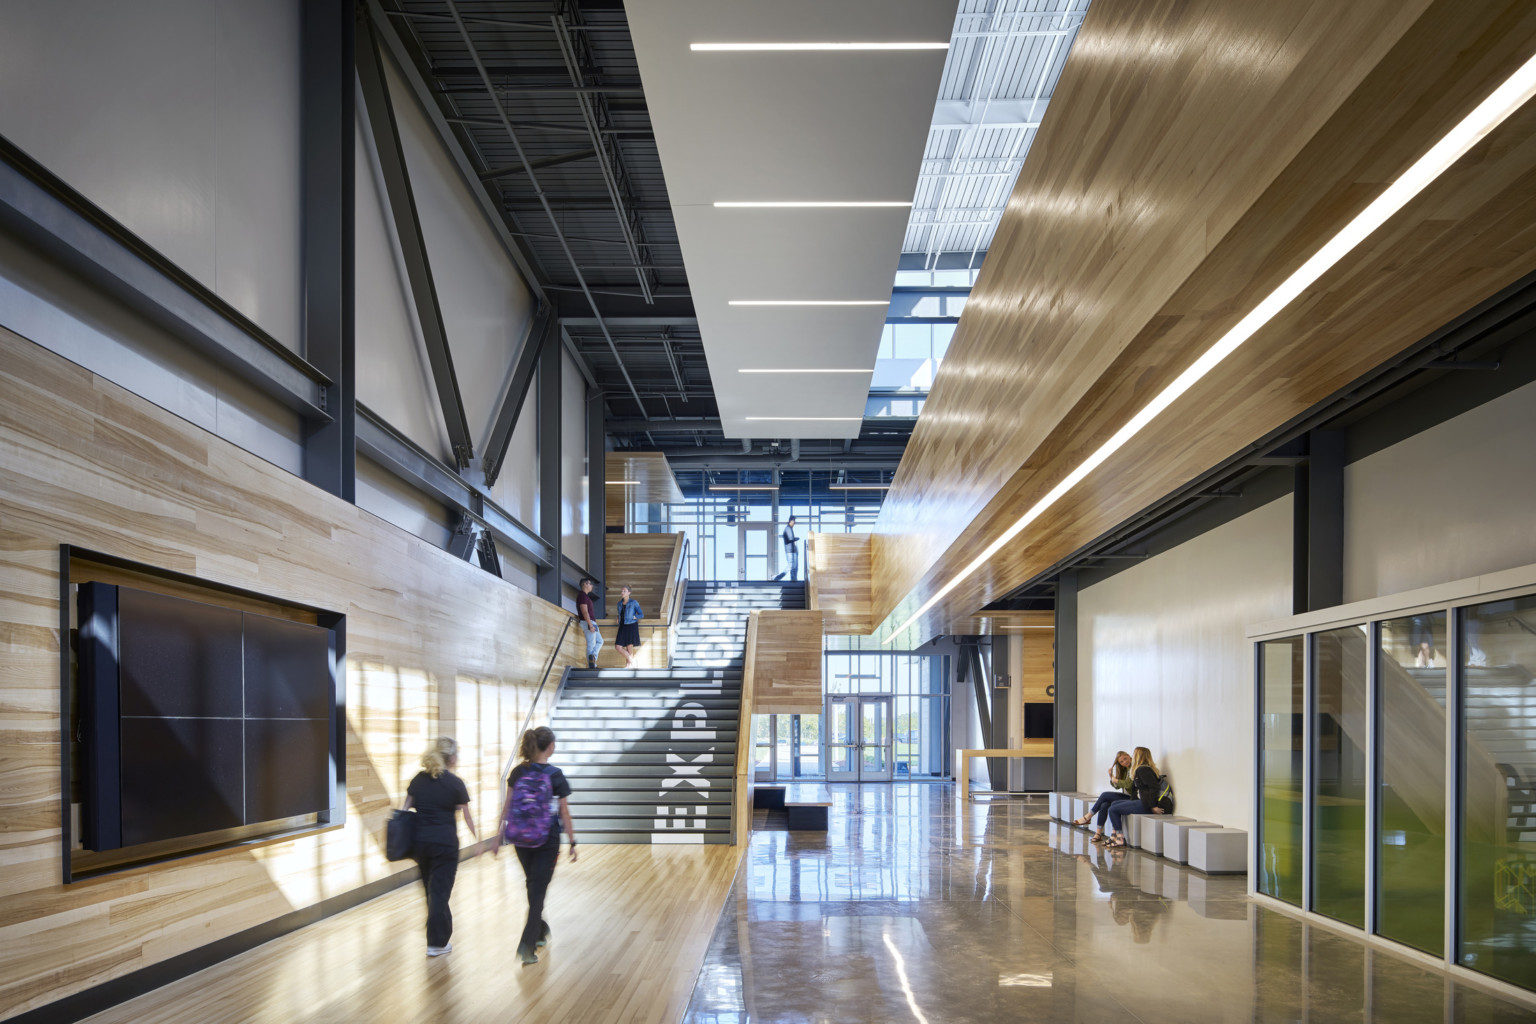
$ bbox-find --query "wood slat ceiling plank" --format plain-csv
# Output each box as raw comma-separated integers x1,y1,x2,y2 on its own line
871,0,1440,624
884,0,1536,640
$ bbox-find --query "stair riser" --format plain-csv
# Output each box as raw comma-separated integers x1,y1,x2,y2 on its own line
556,740,740,754
570,793,733,807
577,832,733,845
561,764,735,778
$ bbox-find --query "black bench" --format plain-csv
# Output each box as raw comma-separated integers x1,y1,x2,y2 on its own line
753,785,786,810
785,801,831,831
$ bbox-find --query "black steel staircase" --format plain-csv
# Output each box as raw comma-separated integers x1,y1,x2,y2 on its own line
551,581,806,844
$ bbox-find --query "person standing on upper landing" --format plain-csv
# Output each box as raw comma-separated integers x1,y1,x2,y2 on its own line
404,736,479,957
780,515,799,581
614,584,642,668
577,576,601,669
498,726,577,966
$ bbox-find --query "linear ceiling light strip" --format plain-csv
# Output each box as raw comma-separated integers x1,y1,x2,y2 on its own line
884,49,1536,645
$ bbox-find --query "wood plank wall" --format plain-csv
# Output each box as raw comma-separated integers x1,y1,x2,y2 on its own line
806,533,872,635
743,610,825,716
870,0,1536,641
594,532,684,669
0,328,585,1021
602,533,682,622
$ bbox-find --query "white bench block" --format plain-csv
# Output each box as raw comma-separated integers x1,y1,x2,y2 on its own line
1137,815,1193,854
1164,821,1222,864
1122,813,1143,847
1189,827,1248,874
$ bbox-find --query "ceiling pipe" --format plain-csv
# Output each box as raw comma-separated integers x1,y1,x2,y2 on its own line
790,438,801,462
740,437,752,455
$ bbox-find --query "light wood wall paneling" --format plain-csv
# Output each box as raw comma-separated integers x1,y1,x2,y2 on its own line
743,610,825,716
596,532,685,669
872,0,1536,641
807,533,873,635
603,532,684,620
1019,627,1056,706
0,327,587,1020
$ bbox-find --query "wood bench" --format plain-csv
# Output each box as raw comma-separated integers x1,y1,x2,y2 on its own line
785,801,831,831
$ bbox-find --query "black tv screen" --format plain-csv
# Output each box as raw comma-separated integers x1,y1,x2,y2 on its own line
79,583,336,852
1023,702,1055,739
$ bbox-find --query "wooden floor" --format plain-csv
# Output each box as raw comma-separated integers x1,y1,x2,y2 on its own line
81,844,743,1024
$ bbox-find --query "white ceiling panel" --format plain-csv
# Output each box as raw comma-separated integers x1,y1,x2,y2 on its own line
626,0,954,439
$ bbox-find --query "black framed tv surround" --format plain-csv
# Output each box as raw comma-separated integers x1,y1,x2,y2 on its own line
60,545,346,882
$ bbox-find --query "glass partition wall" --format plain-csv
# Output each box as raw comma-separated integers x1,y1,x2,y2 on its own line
1253,587,1536,995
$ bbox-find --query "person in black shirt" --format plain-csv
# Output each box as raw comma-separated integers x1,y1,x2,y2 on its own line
403,736,479,956
776,515,800,581
496,725,576,965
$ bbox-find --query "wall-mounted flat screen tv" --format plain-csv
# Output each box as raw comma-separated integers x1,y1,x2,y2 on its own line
78,583,338,852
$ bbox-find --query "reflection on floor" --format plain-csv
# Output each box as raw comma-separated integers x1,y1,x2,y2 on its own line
684,784,1536,1024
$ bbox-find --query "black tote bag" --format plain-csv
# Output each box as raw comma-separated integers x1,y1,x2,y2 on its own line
386,808,417,861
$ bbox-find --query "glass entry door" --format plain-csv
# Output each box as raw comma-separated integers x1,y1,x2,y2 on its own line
738,523,776,580
827,696,893,782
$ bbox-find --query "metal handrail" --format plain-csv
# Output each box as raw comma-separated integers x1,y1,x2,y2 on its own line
513,613,574,753
667,536,690,666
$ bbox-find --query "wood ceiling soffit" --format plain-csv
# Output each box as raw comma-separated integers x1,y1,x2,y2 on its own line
606,451,684,505
872,0,1536,641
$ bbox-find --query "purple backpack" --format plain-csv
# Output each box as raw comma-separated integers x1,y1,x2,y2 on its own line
504,765,555,847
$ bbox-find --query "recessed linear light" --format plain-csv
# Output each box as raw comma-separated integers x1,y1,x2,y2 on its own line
884,48,1536,646
738,368,869,374
691,42,948,52
828,484,892,490
707,484,780,492
714,201,913,208
606,480,641,485
743,416,863,422
729,300,889,306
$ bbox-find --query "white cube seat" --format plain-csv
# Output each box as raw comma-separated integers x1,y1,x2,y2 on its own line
1164,820,1222,864
1188,827,1248,874
1137,815,1193,854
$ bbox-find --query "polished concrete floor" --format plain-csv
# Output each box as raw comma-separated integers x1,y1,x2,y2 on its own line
683,784,1536,1024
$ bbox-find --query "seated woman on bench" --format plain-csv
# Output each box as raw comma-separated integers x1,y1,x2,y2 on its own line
1073,750,1135,843
1104,746,1175,847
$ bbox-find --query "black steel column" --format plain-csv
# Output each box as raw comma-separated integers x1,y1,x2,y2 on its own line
1307,430,1345,610
536,325,563,605
587,386,606,613
301,0,356,500
1293,430,1345,613
1054,570,1079,792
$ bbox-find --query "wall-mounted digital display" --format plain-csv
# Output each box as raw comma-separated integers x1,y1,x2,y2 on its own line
1023,702,1055,739
78,582,338,855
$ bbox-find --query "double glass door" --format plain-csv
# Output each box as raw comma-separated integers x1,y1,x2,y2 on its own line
827,696,893,782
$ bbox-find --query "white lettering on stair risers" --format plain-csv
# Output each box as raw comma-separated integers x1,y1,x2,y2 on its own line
655,687,721,832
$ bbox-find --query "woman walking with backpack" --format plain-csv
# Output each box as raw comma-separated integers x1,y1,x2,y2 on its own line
497,726,577,965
